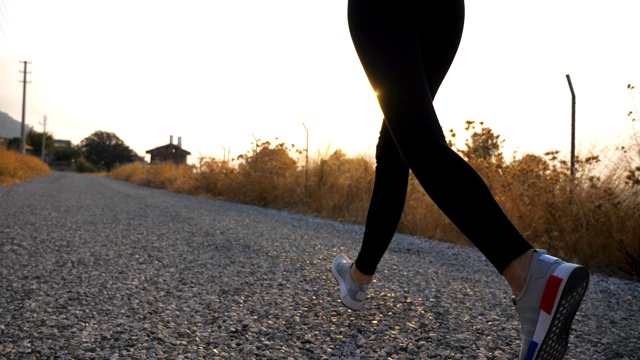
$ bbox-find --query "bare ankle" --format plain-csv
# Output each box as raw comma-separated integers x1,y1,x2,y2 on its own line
351,264,373,285
504,249,534,297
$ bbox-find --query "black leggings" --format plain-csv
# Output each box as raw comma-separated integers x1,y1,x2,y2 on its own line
350,0,532,275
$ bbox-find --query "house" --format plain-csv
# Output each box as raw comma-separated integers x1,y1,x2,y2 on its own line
53,139,72,148
145,136,191,165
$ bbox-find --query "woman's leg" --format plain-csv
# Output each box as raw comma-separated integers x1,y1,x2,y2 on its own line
348,0,532,275
340,3,589,357
354,121,409,276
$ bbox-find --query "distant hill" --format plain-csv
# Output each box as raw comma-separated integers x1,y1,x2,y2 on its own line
0,111,31,138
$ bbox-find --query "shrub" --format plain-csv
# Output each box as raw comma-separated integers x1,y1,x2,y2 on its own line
0,147,51,186
75,158,99,173
306,149,374,223
232,140,302,208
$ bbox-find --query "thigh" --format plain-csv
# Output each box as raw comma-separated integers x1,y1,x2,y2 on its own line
348,0,464,147
348,0,463,97
417,0,464,97
348,0,429,103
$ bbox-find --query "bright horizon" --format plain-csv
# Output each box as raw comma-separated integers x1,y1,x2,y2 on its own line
1,0,639,164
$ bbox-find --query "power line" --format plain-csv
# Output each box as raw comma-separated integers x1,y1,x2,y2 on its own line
0,22,9,42
0,15,12,49
0,27,12,55
0,0,16,60
0,0,13,40
0,0,11,17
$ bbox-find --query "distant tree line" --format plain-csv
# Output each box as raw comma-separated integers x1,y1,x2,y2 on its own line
2,130,138,172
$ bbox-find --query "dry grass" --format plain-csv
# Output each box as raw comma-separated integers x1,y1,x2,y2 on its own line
109,129,640,279
111,162,196,193
399,174,467,246
0,147,51,187
305,149,374,223
464,152,640,276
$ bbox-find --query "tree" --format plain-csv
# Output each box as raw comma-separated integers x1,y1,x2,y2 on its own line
50,144,82,162
459,120,505,165
26,129,54,156
6,137,21,151
80,131,137,171
506,153,553,188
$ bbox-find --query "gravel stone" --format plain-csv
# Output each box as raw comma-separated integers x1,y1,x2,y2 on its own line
1,172,639,359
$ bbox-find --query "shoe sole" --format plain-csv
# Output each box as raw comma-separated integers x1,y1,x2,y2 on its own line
525,264,590,360
331,259,364,311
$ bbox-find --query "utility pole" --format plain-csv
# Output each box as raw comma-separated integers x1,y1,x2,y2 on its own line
19,60,32,154
566,74,576,177
221,145,227,163
40,115,47,161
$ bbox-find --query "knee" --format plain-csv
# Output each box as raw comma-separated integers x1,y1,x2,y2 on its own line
397,138,451,169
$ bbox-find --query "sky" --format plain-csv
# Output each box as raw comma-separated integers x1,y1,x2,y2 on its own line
1,0,639,164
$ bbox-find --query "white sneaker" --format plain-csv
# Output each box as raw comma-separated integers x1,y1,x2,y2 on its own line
513,250,590,360
331,254,368,311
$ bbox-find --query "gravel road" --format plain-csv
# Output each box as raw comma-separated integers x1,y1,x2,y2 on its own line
1,172,638,359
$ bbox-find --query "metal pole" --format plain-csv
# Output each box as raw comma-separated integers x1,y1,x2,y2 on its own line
566,74,576,177
19,60,31,155
40,115,47,161
302,122,309,192
252,134,259,168
565,75,578,256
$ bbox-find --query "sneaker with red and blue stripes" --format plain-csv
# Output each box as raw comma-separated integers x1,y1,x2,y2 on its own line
513,250,590,360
